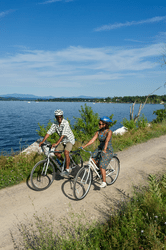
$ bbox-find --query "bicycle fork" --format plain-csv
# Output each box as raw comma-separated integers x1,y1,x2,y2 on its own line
81,165,91,184
42,158,50,176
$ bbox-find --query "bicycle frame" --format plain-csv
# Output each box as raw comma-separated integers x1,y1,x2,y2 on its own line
87,156,101,179
82,149,117,179
81,149,102,180
41,144,82,174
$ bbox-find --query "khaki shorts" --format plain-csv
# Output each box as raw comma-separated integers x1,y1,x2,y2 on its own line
56,142,73,152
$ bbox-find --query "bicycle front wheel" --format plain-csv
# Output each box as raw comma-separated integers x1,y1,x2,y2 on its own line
30,159,55,191
106,156,120,185
73,166,92,200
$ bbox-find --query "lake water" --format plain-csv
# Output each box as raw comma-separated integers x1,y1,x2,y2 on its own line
0,101,163,154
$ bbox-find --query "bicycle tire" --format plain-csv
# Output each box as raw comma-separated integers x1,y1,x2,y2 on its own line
73,166,92,200
106,156,120,185
30,159,55,191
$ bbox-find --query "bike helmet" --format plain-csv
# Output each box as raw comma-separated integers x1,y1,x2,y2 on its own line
54,109,63,116
100,116,112,124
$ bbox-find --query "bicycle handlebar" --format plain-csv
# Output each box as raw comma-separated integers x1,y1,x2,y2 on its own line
41,142,63,155
40,142,82,156
79,147,104,157
79,147,93,155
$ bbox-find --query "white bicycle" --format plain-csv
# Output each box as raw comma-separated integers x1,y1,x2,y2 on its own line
30,142,83,191
73,149,120,200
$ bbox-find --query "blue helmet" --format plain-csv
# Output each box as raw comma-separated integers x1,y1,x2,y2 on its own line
100,116,112,124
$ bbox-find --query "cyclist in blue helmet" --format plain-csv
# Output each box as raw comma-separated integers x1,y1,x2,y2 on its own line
82,116,113,188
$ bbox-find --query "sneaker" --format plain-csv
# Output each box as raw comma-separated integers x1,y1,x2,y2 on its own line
60,170,69,177
100,182,107,188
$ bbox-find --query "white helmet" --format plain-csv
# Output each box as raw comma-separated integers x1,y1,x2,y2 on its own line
54,109,63,116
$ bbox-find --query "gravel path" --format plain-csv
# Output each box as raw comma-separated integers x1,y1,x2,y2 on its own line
0,135,166,249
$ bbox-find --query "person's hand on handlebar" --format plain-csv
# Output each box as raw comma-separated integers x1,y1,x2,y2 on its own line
39,134,50,147
51,143,58,148
39,141,44,147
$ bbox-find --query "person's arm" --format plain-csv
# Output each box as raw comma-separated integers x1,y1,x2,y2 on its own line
103,130,112,153
39,133,50,147
52,135,65,148
82,132,98,149
39,123,56,147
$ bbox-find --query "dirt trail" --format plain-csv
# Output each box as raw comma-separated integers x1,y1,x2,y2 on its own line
0,135,166,249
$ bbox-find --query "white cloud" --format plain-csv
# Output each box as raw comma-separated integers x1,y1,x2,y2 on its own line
124,39,148,43
39,0,61,4
0,10,14,18
0,43,164,89
155,32,166,43
39,0,73,4
95,16,166,31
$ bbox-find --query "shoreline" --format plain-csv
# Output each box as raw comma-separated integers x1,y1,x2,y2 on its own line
0,99,165,105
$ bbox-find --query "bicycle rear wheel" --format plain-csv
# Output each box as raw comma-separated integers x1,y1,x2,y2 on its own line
106,156,120,185
73,166,92,200
30,159,55,191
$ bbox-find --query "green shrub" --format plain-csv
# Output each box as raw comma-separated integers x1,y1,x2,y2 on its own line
122,114,148,130
136,114,148,128
153,107,166,123
73,104,117,142
121,118,136,130
72,104,99,142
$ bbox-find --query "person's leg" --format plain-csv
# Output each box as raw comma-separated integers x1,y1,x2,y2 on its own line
100,167,106,182
64,150,70,170
55,152,63,160
54,144,64,161
64,143,73,170
99,160,107,187
91,157,98,166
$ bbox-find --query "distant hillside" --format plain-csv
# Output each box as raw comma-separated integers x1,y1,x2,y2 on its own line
0,94,55,99
0,94,102,100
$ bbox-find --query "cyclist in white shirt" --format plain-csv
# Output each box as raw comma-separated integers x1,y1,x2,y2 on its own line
39,109,75,177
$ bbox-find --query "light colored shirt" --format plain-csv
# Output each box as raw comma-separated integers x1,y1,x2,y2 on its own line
47,119,75,145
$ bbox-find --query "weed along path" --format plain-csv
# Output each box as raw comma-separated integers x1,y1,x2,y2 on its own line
0,135,166,250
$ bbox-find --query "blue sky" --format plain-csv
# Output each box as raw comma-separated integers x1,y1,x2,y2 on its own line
0,0,166,97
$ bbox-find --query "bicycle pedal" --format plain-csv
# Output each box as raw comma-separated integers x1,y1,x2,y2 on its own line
95,174,102,180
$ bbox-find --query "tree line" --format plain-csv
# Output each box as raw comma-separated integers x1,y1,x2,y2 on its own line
0,94,166,104
103,95,166,104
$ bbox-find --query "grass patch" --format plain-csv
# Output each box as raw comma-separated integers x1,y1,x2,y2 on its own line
112,120,166,152
12,173,166,249
0,152,43,189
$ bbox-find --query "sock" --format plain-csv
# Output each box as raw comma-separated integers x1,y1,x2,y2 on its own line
66,169,69,172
